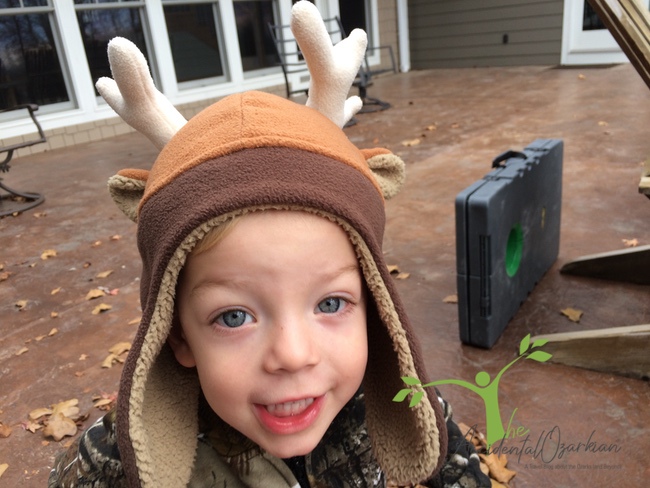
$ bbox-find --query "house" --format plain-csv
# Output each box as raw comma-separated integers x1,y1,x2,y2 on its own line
0,0,640,156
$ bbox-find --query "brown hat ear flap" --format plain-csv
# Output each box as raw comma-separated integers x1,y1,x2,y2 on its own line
362,148,406,200
107,169,149,222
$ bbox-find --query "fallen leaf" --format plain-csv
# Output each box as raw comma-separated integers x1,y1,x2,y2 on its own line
41,440,50,446
110,234,122,241
425,124,437,131
29,408,53,421
33,212,47,218
93,398,113,409
101,353,119,369
128,317,141,325
43,413,77,441
15,347,28,356
387,265,400,274
450,122,460,129
479,453,516,483
443,294,458,304
82,261,91,268
400,138,421,147
0,464,7,478
0,422,12,438
41,249,57,260
622,238,639,247
15,300,28,311
48,328,58,337
51,287,61,295
23,420,43,433
96,270,113,279
91,241,102,248
85,288,106,300
578,73,586,80
50,312,59,319
51,399,79,419
79,354,88,361
395,272,410,280
109,342,131,356
92,303,112,315
0,271,12,282
598,120,608,126
74,371,84,377
561,307,583,322
29,262,37,268
35,335,47,342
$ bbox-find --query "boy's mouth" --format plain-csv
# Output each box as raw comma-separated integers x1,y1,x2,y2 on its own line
265,398,314,417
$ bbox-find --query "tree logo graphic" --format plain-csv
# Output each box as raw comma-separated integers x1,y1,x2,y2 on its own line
393,334,552,449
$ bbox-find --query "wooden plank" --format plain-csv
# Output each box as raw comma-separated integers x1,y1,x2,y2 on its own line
560,245,650,285
531,325,650,380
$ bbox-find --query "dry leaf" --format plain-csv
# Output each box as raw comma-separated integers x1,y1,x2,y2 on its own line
110,234,122,241
51,399,80,419
85,288,105,300
29,262,37,268
387,265,400,274
93,398,113,410
91,241,102,247
28,408,53,421
102,353,119,369
0,271,11,282
33,212,47,218
15,347,28,356
35,335,46,342
92,303,112,315
41,440,50,446
15,300,28,311
578,73,586,80
479,453,516,483
43,413,77,441
561,307,583,322
48,328,58,337
0,464,7,478
50,312,59,319
598,120,608,127
96,270,113,279
425,124,437,131
82,261,91,268
79,354,88,361
74,371,84,377
450,122,460,129
443,294,458,304
395,272,410,280
400,138,421,147
51,287,61,295
0,422,12,438
109,342,131,356
622,238,639,247
41,249,57,260
128,317,141,325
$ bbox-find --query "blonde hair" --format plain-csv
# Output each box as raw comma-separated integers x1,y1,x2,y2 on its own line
191,216,241,256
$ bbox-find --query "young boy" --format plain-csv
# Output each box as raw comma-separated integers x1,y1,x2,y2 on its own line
49,3,489,487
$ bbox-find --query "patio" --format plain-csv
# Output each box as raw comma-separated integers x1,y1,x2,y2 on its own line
1,64,649,487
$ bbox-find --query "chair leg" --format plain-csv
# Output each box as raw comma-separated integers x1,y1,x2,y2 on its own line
0,179,44,217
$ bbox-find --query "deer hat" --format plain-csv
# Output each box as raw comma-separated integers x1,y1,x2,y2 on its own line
98,2,446,486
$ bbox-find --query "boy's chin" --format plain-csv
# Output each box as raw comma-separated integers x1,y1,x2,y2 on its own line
259,436,321,460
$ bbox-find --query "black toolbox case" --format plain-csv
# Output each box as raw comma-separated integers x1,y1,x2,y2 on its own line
455,139,563,348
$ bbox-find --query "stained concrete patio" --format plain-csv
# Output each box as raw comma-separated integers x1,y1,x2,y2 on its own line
1,64,649,487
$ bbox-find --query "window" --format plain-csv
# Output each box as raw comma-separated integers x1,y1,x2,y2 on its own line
233,0,279,72
0,1,70,109
163,2,224,83
74,0,150,93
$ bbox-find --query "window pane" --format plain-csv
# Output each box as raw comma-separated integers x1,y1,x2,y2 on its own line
0,1,21,8
164,4,224,83
0,13,69,109
76,7,148,89
234,1,279,72
23,0,49,6
583,2,605,31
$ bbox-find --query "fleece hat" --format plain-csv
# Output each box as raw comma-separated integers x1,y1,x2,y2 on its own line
99,2,446,486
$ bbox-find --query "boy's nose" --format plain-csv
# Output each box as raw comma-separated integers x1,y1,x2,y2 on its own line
263,318,320,373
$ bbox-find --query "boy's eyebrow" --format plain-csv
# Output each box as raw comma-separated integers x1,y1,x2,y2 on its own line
189,262,361,296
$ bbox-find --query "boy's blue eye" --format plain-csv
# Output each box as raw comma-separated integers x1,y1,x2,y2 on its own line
317,297,344,314
217,310,250,328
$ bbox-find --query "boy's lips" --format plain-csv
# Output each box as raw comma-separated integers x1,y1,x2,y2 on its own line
255,395,324,435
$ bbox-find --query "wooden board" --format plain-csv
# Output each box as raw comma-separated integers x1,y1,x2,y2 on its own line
531,325,650,380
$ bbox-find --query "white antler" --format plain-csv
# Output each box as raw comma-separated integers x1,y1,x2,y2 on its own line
96,37,187,150
290,1,367,128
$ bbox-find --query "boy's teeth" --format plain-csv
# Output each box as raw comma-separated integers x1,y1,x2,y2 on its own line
266,398,314,417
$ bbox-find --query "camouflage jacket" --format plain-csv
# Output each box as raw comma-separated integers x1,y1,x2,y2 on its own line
49,391,489,488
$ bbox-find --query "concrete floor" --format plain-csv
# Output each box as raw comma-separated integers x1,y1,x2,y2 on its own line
1,64,649,487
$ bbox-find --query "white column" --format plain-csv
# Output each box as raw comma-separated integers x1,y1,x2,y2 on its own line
396,0,410,72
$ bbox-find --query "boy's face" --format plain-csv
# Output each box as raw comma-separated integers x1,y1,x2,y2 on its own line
172,211,368,458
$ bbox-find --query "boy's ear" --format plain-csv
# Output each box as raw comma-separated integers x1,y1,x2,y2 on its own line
167,322,197,368
107,168,150,222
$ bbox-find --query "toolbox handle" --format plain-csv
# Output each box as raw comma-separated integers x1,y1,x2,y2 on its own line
492,150,528,168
